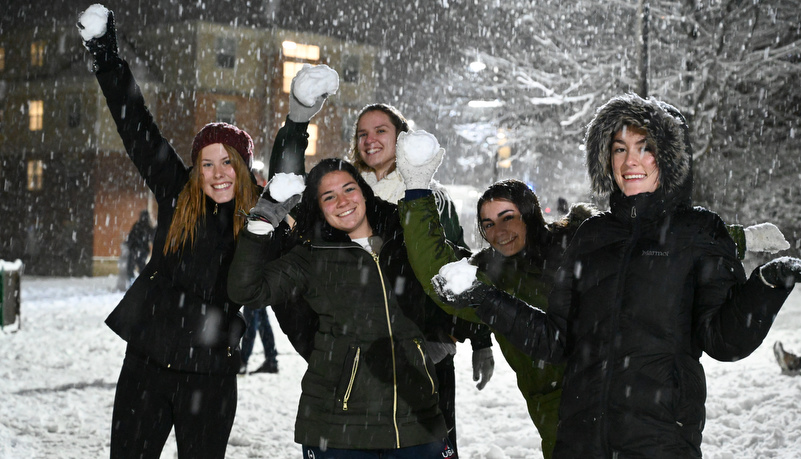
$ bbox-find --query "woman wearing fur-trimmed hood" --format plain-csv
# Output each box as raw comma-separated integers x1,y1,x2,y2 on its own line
440,93,801,458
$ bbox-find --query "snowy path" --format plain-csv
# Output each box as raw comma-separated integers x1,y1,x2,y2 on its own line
1,276,800,458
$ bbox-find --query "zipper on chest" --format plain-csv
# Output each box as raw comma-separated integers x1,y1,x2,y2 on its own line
370,251,402,447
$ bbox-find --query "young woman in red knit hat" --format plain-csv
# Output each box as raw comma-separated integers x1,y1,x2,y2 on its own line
78,6,258,458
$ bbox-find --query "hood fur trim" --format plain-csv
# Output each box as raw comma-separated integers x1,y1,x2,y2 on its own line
584,94,691,196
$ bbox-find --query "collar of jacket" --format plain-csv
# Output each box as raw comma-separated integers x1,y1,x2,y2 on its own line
609,188,668,225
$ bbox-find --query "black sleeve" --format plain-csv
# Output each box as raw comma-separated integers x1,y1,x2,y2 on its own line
95,58,188,202
692,215,792,361
267,117,310,179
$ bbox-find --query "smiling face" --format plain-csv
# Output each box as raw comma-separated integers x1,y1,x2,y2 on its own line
356,110,398,180
199,143,237,203
318,170,372,239
611,125,660,196
479,199,527,257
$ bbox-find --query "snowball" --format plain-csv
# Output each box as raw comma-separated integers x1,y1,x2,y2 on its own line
437,258,478,295
269,173,306,203
78,4,110,41
744,223,790,253
398,130,440,166
292,64,339,107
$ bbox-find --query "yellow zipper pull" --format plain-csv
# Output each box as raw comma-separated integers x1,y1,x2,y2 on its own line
214,203,218,215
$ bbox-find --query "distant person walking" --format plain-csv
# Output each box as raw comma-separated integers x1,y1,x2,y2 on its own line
125,210,154,281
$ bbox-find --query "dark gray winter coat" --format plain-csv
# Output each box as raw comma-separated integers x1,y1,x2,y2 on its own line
473,94,792,458
228,200,447,450
98,59,246,374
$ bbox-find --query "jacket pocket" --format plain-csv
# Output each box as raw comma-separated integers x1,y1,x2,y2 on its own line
414,338,437,395
335,345,361,411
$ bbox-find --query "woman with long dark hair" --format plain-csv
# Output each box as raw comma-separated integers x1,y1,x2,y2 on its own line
228,158,453,458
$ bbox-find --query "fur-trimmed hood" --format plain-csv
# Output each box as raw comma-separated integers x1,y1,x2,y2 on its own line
584,94,692,201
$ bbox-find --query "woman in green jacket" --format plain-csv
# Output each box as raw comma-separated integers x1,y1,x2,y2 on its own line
400,174,587,458
391,126,585,459
228,158,452,459
387,123,588,458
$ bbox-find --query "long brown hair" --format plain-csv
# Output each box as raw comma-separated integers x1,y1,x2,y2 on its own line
163,144,257,255
347,103,410,174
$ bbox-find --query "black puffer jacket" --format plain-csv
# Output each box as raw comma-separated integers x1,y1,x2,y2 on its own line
266,119,492,359
99,59,246,375
474,95,792,458
228,199,447,449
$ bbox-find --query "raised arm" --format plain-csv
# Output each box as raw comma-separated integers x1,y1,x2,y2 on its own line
267,64,338,179
79,6,187,201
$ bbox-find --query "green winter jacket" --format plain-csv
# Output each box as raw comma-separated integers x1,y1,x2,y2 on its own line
228,217,447,450
400,194,579,458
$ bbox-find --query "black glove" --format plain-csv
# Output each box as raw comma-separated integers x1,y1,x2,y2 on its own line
759,257,801,289
432,275,492,309
248,191,302,227
77,8,118,71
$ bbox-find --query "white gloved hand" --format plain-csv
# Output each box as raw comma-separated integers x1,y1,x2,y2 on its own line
288,64,339,123
395,130,445,190
472,347,495,390
745,223,790,253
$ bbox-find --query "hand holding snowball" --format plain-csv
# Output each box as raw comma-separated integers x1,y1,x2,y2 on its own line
395,130,445,190
431,258,491,310
77,4,118,71
759,257,801,289
246,173,305,235
288,64,339,123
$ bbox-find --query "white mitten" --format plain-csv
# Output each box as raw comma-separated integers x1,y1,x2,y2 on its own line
745,223,790,253
288,64,339,123
395,130,445,190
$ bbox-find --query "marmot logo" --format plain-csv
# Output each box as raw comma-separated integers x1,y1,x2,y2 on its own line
642,250,669,257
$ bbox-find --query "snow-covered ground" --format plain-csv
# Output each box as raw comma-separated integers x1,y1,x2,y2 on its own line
2,275,801,458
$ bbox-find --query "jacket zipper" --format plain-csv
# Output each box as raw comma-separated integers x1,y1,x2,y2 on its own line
342,347,361,411
600,205,641,454
370,250,401,448
414,338,436,394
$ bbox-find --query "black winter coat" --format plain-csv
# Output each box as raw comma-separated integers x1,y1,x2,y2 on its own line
228,200,447,449
472,95,793,458
98,59,246,374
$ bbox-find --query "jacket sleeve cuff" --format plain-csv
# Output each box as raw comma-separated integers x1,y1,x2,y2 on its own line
404,189,434,201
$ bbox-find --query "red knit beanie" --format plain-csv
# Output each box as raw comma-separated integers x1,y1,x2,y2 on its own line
190,122,254,169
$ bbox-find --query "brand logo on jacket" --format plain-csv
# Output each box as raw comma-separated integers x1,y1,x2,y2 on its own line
441,444,456,458
642,249,670,257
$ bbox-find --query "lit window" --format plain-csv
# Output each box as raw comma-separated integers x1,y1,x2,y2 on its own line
27,160,43,191
216,37,236,69
216,100,236,124
31,41,46,67
306,124,318,156
282,41,320,61
28,100,43,131
0,47,5,72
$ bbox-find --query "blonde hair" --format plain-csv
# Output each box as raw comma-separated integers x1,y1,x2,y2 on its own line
163,145,257,255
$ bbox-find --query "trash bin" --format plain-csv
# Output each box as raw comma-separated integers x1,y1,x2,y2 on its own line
1,259,22,329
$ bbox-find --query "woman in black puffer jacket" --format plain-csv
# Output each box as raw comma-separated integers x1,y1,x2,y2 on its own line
228,158,452,458
437,94,801,458
79,6,257,458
